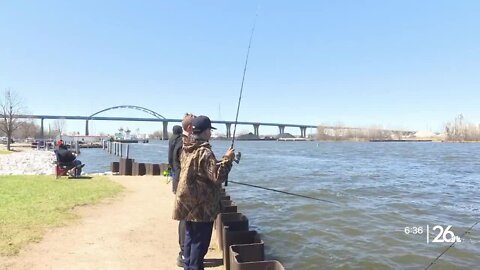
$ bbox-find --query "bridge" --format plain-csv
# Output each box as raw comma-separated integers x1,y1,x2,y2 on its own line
14,105,413,140
15,104,317,140
15,115,316,140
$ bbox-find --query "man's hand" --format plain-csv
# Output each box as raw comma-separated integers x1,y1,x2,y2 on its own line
224,147,235,160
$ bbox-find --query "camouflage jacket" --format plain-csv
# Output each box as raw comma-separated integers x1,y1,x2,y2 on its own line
173,140,233,222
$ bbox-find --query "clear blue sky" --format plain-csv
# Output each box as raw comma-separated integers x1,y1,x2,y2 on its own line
1,1,480,135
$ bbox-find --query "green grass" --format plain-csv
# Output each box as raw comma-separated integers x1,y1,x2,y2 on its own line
0,150,12,155
0,175,123,255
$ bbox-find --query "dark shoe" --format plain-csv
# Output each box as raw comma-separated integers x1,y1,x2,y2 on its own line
176,254,184,267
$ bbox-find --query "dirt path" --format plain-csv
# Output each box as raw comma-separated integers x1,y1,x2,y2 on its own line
0,176,224,270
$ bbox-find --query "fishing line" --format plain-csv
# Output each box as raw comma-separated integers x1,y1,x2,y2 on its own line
230,8,259,150
226,6,260,187
424,220,479,270
229,180,338,204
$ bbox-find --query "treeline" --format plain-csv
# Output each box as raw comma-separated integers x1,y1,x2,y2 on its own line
0,124,169,141
2,121,39,140
0,120,74,141
316,114,480,142
0,120,60,140
316,126,407,141
444,114,480,142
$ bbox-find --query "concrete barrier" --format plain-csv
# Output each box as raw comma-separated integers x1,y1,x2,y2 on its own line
110,161,119,173
215,213,249,252
216,189,286,269
229,242,265,264
132,162,146,176
221,200,238,213
231,260,285,270
159,163,169,174
229,242,285,270
145,163,161,175
223,228,261,270
119,158,134,175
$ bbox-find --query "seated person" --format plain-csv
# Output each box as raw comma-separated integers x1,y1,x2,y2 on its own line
55,140,84,177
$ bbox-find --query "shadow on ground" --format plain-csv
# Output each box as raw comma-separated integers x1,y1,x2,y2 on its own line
204,258,223,268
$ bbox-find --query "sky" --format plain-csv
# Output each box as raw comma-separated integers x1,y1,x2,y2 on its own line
1,1,480,136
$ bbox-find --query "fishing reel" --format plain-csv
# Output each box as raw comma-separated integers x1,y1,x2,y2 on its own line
234,151,242,164
225,152,241,187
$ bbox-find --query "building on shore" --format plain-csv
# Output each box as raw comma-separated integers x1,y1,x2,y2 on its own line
59,135,110,144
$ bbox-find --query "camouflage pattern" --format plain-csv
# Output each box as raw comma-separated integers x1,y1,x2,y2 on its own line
173,140,233,222
182,132,194,148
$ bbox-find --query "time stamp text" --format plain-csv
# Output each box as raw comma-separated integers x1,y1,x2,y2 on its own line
404,225,465,244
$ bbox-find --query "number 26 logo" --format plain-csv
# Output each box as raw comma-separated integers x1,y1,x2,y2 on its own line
432,225,457,243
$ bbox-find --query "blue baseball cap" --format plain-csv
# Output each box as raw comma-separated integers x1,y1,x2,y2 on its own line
192,115,216,134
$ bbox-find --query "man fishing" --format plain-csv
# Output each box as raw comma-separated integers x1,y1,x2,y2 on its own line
168,125,183,194
171,113,196,267
173,115,235,270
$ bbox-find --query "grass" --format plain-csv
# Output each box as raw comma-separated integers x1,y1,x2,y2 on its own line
0,150,12,155
0,175,123,255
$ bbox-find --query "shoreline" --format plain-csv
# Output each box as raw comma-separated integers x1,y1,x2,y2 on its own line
0,148,55,175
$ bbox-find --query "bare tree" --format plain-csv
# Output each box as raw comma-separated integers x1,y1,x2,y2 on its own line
14,120,39,140
53,119,67,138
446,114,462,141
316,126,326,140
445,114,480,142
150,130,163,140
0,89,25,151
464,123,479,141
367,125,384,140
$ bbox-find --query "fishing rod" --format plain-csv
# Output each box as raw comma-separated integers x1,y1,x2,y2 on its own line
229,180,338,204
424,220,479,270
230,10,259,149
226,8,259,186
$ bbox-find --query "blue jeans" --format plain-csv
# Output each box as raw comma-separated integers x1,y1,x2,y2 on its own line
73,160,82,176
183,221,213,270
179,219,185,257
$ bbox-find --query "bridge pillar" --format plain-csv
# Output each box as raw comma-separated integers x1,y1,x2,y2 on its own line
253,124,260,137
40,118,44,139
163,121,169,140
299,127,307,138
85,120,89,136
226,123,231,139
278,125,285,135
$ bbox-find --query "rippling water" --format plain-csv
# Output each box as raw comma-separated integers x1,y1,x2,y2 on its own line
80,141,480,269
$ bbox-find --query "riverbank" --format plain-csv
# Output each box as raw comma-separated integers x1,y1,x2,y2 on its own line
0,176,224,270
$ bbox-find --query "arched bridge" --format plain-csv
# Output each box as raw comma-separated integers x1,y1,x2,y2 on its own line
16,104,319,139
85,105,166,135
89,105,166,119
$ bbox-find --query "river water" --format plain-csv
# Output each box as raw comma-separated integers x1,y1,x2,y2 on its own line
79,141,480,269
